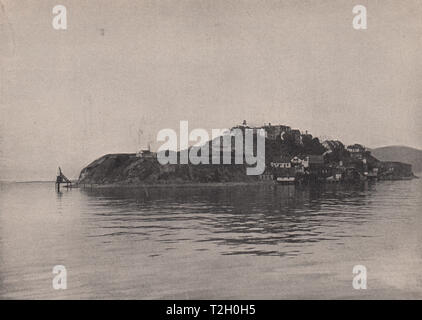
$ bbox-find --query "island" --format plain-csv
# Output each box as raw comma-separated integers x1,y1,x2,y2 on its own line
77,122,416,187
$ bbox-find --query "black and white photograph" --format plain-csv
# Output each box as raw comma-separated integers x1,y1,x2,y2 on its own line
0,0,421,306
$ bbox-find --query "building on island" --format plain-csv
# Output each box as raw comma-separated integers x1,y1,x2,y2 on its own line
262,123,291,140
136,143,156,159
270,156,296,184
270,156,292,169
290,129,302,145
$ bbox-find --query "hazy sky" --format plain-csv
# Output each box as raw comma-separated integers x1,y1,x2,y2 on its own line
1,0,421,180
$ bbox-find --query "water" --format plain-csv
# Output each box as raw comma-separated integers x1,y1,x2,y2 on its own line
0,180,421,299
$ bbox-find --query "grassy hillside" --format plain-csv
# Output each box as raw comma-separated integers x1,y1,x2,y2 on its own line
371,146,422,174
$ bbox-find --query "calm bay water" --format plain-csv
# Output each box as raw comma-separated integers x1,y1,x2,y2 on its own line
0,179,421,299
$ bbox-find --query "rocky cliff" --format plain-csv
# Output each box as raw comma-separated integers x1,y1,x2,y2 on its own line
78,153,256,185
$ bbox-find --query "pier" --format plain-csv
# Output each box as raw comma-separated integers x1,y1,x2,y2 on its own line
55,167,72,192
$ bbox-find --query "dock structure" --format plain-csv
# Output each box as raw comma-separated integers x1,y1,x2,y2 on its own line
55,167,72,191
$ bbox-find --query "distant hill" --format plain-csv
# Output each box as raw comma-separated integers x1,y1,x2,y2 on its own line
371,146,422,174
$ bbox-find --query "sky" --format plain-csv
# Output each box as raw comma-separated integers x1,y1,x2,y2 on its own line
1,0,421,181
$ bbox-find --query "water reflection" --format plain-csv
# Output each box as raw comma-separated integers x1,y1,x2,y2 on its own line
79,184,376,257
1,180,420,299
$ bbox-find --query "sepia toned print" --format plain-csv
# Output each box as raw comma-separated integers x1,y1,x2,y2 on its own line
0,1,421,300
